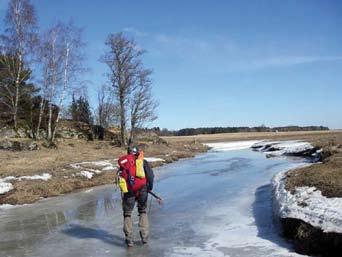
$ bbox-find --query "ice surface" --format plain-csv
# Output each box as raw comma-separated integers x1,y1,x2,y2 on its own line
0,147,308,257
273,169,342,233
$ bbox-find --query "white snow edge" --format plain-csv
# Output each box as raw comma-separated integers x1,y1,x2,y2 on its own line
272,168,342,233
205,140,261,152
0,173,52,195
252,140,317,157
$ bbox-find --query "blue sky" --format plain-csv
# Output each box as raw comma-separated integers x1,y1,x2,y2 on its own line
1,0,341,129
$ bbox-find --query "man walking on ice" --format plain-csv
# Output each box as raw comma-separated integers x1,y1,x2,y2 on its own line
117,146,155,247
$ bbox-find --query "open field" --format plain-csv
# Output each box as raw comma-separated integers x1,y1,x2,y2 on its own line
162,130,342,143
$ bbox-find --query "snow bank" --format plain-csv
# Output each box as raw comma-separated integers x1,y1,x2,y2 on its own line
272,170,342,233
0,173,52,195
206,140,260,152
252,140,317,157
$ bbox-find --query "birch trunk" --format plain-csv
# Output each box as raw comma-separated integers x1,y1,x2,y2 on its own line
51,45,69,142
13,53,23,129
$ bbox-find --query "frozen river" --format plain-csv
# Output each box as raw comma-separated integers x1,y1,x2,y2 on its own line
0,148,308,257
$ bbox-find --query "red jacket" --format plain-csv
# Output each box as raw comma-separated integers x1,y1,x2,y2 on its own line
118,154,147,193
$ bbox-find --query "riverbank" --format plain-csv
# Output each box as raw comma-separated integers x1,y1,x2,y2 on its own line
166,130,342,256
0,139,208,205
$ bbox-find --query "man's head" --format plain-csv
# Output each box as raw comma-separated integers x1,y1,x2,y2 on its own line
127,146,139,156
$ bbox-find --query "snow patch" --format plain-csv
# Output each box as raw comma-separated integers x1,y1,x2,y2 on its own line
18,173,51,181
0,182,13,194
145,157,165,162
70,160,117,172
273,169,342,233
206,140,260,152
77,170,94,179
0,173,52,195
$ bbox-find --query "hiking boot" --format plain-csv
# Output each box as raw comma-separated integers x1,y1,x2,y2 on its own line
125,239,134,247
141,238,148,245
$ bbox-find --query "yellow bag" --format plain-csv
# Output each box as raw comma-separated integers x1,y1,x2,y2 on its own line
135,151,145,178
118,177,128,193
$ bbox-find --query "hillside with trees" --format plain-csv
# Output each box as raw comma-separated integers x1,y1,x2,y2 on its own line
0,0,158,147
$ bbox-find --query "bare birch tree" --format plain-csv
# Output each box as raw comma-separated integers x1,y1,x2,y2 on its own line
37,21,85,142
51,21,85,142
39,24,62,141
1,0,37,129
129,68,158,141
96,84,119,128
101,33,143,146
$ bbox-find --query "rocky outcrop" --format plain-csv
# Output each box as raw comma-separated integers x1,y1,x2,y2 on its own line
0,139,39,151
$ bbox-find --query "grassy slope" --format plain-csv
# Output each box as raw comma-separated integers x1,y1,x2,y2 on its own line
0,139,207,205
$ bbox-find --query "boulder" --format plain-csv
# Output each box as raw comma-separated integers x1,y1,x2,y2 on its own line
27,142,39,151
16,128,27,138
0,127,17,139
0,139,39,151
0,139,14,150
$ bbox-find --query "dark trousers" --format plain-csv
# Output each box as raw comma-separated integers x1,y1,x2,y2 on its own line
122,186,149,242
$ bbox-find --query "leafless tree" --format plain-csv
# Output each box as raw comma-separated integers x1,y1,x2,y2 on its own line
1,0,37,129
96,84,119,128
39,24,62,141
36,21,85,142
51,21,85,142
101,33,143,146
35,45,50,138
129,68,158,141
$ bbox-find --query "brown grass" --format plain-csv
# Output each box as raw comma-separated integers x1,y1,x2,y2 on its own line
0,138,208,204
161,130,342,143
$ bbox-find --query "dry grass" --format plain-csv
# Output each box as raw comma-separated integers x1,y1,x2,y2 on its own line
0,140,125,178
161,130,342,143
0,138,208,204
282,132,342,198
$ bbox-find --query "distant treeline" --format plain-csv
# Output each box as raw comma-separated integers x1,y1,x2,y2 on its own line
138,125,329,136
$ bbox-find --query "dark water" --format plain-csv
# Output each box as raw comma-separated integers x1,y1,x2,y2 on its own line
0,149,307,257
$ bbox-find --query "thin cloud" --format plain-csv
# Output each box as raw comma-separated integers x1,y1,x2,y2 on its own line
120,28,342,72
122,27,148,37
